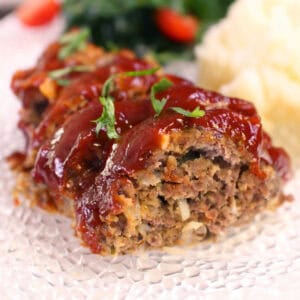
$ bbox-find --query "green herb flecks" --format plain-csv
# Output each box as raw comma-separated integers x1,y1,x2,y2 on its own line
56,79,72,87
94,67,160,139
48,65,93,86
150,78,173,117
93,66,205,139
170,106,205,118
123,67,159,77
94,96,119,139
149,78,205,118
58,27,90,60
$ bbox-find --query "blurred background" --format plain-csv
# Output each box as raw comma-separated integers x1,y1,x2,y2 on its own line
0,0,20,17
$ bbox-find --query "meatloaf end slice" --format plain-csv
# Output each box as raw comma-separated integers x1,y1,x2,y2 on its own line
77,127,287,255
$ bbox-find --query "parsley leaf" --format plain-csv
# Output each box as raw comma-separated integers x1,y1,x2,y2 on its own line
122,67,159,77
94,96,119,139
170,106,205,118
48,65,93,86
101,74,117,98
94,67,160,139
55,79,71,86
150,78,173,117
58,28,90,60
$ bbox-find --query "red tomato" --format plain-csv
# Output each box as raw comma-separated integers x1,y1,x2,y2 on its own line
155,8,199,43
17,0,61,26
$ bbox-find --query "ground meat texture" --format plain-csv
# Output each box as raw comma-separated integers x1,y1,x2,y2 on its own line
10,40,291,256
76,125,288,255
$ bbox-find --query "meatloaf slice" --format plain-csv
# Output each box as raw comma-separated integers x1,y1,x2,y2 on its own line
76,113,289,255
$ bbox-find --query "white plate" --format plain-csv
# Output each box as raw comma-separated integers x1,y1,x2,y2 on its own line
0,15,300,300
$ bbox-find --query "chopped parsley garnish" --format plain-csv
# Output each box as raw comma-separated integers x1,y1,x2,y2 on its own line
93,67,159,138
170,106,205,118
150,78,173,117
122,67,160,77
95,96,119,139
58,28,90,60
148,78,205,118
48,65,93,86
93,66,205,139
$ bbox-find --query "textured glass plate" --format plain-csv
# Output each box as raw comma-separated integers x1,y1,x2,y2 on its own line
0,15,300,300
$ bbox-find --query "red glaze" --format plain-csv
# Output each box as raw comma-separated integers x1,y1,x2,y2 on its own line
11,43,63,108
33,98,154,194
11,43,291,253
75,85,291,252
108,110,263,175
31,55,157,146
29,52,158,197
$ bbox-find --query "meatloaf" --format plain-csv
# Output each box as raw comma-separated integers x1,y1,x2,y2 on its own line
9,37,291,255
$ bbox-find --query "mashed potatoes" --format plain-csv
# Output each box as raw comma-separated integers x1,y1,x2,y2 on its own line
196,0,300,164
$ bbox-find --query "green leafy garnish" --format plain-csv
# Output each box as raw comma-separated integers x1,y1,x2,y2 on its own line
94,67,160,138
58,28,90,60
92,65,205,138
150,78,173,117
101,75,116,98
48,65,93,86
122,67,160,77
170,106,205,118
94,96,119,139
55,79,72,87
149,78,205,118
